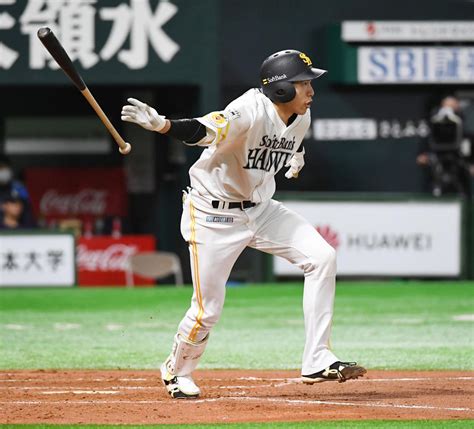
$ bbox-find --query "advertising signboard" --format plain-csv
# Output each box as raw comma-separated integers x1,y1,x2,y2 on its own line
0,232,75,286
274,201,462,277
77,235,155,286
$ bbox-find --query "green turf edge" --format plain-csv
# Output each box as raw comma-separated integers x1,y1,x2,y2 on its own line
0,421,471,428
1,282,473,370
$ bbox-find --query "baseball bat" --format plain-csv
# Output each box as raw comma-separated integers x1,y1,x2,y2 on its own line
37,27,131,155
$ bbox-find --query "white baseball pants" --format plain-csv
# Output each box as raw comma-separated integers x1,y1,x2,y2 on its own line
176,189,339,375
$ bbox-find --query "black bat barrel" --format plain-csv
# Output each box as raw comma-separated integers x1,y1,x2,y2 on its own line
37,27,86,91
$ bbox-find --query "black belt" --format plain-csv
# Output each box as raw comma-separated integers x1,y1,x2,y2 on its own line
212,200,256,210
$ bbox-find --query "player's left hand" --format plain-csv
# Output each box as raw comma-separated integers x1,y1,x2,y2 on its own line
285,148,305,179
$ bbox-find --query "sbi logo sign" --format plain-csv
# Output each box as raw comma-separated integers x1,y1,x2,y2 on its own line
358,47,473,83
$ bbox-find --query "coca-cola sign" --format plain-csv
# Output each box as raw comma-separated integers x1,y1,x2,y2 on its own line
77,236,156,286
25,167,127,219
41,189,108,216
77,243,137,271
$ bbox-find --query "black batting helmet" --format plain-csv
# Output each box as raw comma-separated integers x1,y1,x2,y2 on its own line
260,49,327,103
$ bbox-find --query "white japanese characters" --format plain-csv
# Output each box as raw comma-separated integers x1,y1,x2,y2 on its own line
0,0,180,70
0,0,18,69
100,0,179,68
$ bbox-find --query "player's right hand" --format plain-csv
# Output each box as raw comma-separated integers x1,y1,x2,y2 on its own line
121,98,166,132
285,147,305,179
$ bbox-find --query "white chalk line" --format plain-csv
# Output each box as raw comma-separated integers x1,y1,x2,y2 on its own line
1,376,472,387
2,376,473,392
35,384,289,394
0,376,315,382
1,386,162,390
233,376,474,382
0,377,149,383
0,383,294,395
1,376,472,413
252,397,472,412
0,382,297,391
358,376,474,382
41,390,119,395
0,397,471,413
1,376,473,398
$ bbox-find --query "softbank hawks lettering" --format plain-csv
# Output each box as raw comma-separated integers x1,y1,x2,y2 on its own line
260,135,296,150
243,135,295,172
347,233,432,251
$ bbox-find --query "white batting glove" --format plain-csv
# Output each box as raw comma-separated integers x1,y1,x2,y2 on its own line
121,98,166,132
285,147,305,179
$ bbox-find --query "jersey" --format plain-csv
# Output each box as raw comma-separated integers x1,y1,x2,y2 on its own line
187,88,310,203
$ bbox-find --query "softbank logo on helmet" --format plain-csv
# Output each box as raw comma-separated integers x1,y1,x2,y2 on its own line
299,52,312,66
259,49,326,103
262,74,287,85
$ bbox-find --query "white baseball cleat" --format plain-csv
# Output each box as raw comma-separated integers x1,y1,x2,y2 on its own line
160,363,201,399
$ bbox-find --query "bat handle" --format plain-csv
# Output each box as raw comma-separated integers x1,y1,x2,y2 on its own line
81,88,131,155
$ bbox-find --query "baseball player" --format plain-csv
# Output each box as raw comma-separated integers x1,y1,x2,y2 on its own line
121,49,366,399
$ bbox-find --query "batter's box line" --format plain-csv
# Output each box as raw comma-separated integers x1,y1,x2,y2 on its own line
1,376,473,392
210,376,474,383
35,382,296,394
1,375,473,384
0,386,162,391
0,377,148,383
258,397,473,412
1,397,472,413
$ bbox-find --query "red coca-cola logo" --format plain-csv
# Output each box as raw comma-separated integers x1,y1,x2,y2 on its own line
40,189,108,216
77,243,138,272
26,167,127,219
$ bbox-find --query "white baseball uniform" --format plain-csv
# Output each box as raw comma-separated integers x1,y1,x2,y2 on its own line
176,88,339,375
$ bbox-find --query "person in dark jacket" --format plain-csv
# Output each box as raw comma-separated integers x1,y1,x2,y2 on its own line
0,155,36,229
0,188,37,230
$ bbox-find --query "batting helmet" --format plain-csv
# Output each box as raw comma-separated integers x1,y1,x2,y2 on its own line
260,50,327,103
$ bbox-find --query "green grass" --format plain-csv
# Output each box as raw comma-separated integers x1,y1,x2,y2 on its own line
0,281,473,370
1,421,472,428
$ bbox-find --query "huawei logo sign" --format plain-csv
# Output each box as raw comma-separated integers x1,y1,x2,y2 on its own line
366,21,376,36
316,225,340,249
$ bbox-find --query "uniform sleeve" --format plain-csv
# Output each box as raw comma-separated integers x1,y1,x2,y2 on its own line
188,95,254,147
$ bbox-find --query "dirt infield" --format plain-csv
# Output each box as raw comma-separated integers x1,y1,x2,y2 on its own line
1,369,473,424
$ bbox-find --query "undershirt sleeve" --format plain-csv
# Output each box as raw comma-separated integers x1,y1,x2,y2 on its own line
165,119,207,144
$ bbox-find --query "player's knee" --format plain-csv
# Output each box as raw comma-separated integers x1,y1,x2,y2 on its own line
322,245,337,269
201,311,221,329
200,299,224,329
303,245,336,277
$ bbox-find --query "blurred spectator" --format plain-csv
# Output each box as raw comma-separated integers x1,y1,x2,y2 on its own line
0,188,37,230
417,96,473,197
0,154,36,226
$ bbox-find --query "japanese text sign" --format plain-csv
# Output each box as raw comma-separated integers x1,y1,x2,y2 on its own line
0,0,217,85
0,232,75,286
